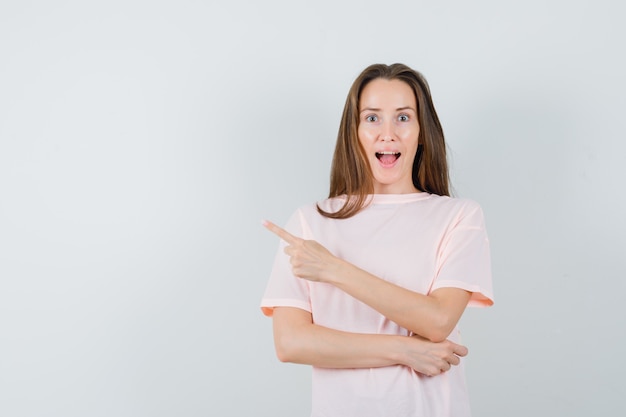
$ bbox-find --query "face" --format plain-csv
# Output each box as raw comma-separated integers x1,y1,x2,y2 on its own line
358,78,420,194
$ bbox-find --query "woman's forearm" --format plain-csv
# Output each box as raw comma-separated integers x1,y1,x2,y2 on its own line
272,307,467,376
328,260,471,342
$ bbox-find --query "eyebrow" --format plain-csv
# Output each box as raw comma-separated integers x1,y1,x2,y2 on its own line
359,106,417,114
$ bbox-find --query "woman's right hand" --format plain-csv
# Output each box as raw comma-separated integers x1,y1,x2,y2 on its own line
400,334,468,376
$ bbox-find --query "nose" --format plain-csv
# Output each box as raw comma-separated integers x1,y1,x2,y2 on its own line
380,119,395,141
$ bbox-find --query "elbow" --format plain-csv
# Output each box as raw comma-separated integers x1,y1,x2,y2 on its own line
274,343,292,363
419,316,457,343
274,332,301,363
426,330,451,344
272,309,313,363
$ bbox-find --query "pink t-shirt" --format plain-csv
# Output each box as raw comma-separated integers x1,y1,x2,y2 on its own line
261,193,494,417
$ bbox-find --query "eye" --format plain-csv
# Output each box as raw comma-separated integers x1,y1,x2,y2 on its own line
365,114,378,122
398,114,410,122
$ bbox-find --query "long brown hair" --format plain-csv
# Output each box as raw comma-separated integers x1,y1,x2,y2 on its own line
317,63,450,219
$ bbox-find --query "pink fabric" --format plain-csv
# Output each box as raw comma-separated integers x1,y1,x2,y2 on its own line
261,193,493,417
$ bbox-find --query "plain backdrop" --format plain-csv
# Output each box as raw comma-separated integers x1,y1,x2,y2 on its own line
1,1,625,416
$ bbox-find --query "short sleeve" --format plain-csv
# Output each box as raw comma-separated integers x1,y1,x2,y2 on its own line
260,209,312,317
431,201,494,307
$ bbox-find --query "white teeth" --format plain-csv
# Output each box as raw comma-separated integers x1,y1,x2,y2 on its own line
376,151,400,155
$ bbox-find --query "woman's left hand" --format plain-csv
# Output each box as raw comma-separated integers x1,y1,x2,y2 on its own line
263,220,341,283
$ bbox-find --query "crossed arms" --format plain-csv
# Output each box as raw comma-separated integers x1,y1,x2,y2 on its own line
263,220,472,376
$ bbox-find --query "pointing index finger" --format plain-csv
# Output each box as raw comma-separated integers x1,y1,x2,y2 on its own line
262,220,300,245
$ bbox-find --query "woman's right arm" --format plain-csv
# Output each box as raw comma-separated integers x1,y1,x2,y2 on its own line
272,306,468,376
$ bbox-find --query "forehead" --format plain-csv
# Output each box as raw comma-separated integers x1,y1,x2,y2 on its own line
359,78,416,110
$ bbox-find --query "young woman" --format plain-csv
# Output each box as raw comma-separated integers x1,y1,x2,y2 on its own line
261,63,493,417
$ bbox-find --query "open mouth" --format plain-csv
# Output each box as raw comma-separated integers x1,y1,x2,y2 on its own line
376,151,401,166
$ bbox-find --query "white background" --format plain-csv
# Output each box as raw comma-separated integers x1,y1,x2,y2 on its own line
1,1,625,416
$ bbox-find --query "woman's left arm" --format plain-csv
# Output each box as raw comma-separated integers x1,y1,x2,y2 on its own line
331,261,470,343
263,220,471,343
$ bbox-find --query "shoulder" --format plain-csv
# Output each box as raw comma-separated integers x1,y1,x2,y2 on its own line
282,197,343,238
290,196,347,219
424,195,487,229
425,194,483,212
311,195,347,214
